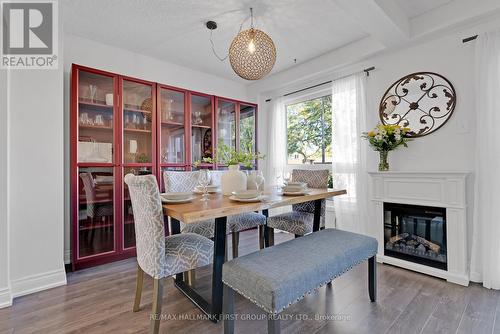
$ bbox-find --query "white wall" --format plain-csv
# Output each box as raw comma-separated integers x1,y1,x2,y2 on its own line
252,33,476,176
0,70,11,307
62,34,252,263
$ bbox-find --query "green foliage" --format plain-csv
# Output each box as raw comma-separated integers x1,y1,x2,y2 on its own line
362,124,411,152
194,141,265,169
287,96,332,164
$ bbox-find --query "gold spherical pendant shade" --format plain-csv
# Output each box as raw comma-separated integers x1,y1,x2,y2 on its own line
229,28,276,80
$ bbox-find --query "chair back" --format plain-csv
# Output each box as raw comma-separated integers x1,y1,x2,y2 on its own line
163,170,199,192
80,172,96,218
292,169,329,216
124,174,166,279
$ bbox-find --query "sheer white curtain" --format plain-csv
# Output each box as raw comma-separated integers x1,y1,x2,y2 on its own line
470,31,500,289
264,97,286,185
331,73,368,233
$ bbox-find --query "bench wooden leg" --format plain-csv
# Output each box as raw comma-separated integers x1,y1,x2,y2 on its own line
368,256,377,302
232,232,239,259
268,313,281,334
266,227,275,247
151,278,164,334
223,285,235,334
186,269,196,287
133,264,144,312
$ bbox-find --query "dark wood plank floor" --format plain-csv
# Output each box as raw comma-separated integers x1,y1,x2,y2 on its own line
1,229,499,334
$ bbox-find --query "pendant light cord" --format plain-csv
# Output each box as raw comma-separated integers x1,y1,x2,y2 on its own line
209,8,252,62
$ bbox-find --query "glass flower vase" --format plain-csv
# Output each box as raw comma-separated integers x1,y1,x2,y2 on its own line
378,150,389,171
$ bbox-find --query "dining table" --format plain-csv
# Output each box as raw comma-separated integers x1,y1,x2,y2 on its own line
162,187,347,322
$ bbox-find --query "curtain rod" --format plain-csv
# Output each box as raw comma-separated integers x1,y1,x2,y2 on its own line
462,35,478,43
265,66,375,102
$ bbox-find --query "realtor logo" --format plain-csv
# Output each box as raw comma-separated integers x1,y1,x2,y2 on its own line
1,1,58,69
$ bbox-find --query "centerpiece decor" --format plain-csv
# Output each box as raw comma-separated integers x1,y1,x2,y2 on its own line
362,124,411,171
195,142,265,195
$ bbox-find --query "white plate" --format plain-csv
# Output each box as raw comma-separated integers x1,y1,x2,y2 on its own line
161,196,195,204
229,195,262,203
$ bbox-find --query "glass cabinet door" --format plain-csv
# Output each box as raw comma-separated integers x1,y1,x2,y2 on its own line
239,104,256,153
77,167,115,258
191,94,213,164
77,70,115,164
217,100,236,149
122,167,153,249
122,80,154,164
159,87,185,164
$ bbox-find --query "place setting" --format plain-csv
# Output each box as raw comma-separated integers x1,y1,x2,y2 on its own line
279,178,311,196
161,170,220,204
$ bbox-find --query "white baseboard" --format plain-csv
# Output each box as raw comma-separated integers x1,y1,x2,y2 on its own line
10,268,67,298
0,287,12,309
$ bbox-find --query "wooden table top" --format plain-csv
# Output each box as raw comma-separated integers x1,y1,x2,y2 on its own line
162,188,347,224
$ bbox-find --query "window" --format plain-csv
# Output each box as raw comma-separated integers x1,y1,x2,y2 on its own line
286,95,332,164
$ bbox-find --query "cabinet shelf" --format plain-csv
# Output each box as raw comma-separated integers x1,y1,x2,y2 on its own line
192,124,211,129
79,124,113,131
124,128,152,133
124,107,151,114
79,100,113,111
162,121,184,127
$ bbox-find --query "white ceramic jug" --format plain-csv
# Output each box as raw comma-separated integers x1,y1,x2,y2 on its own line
221,165,247,195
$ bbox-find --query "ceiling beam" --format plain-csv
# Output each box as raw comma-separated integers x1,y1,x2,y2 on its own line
334,0,410,48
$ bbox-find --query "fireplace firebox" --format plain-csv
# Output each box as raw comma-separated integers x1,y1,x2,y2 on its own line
384,202,447,270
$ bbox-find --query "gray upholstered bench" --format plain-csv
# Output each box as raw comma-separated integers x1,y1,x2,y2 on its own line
222,229,378,334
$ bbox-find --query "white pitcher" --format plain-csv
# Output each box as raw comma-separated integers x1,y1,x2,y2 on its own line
221,165,247,196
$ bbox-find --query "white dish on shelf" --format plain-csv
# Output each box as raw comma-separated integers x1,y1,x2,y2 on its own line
229,195,262,203
161,196,195,204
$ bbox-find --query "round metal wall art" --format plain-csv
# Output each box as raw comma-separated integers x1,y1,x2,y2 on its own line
379,72,456,137
229,28,276,81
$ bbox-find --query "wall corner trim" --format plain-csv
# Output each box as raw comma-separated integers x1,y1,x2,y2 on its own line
10,268,67,299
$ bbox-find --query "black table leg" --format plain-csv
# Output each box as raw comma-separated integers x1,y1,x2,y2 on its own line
313,199,322,232
211,216,227,321
262,209,270,247
170,216,227,323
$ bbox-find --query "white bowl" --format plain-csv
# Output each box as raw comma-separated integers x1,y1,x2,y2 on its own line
206,185,220,191
282,185,307,193
232,190,260,199
161,192,192,201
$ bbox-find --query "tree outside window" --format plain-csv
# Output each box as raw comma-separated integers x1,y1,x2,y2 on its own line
286,95,332,164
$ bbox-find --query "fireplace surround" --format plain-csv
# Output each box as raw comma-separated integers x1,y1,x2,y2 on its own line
369,171,471,286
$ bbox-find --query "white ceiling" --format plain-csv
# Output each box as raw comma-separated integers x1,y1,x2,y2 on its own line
62,0,499,84
396,0,454,19
62,0,367,81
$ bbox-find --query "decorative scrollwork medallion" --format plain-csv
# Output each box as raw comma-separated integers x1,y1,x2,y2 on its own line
379,72,456,137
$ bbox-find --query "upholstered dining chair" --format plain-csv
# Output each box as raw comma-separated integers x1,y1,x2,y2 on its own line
267,169,329,241
124,174,213,334
163,170,267,258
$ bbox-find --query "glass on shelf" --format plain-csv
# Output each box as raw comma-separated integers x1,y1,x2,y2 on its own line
78,70,115,163
123,167,152,249
160,88,185,164
191,94,212,127
123,80,153,163
240,104,256,154
217,100,236,149
78,167,115,258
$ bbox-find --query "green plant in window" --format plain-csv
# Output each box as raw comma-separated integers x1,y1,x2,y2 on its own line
136,153,149,163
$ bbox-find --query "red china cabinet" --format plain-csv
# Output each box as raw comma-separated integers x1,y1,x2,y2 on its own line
71,64,257,269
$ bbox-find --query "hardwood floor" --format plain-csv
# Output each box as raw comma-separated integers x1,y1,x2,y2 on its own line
1,229,499,334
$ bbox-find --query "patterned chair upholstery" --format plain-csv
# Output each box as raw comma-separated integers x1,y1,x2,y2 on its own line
124,173,213,334
267,169,329,236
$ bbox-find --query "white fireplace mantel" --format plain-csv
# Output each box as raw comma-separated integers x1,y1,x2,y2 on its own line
368,171,471,286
